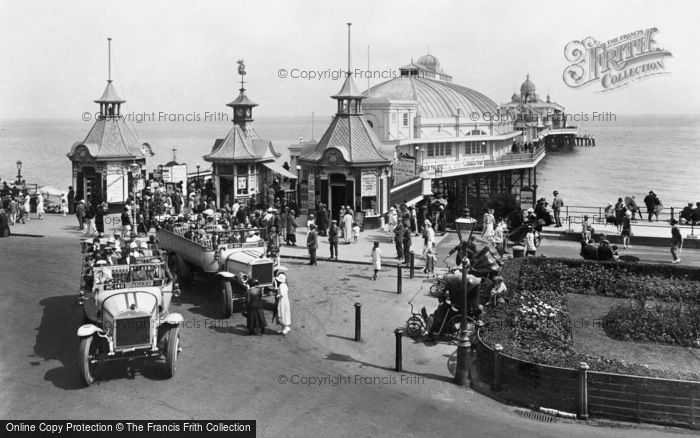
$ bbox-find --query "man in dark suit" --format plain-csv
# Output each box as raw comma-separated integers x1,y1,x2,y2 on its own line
307,224,318,265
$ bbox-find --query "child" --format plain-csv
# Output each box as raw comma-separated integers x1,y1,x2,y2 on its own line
352,222,360,243
424,248,436,277
488,276,507,307
611,245,619,262
371,242,381,280
621,210,632,249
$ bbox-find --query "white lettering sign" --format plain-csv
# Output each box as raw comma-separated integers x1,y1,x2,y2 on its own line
361,170,377,197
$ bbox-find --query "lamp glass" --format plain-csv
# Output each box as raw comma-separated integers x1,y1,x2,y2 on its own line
16,160,22,170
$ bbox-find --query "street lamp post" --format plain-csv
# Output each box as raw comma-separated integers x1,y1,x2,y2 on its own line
129,162,141,238
196,164,201,186
453,216,476,386
16,160,22,183
295,165,302,207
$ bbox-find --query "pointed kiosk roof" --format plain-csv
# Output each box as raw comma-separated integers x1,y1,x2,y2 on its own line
226,89,258,108
300,74,389,166
67,117,145,160
331,73,366,100
203,124,261,162
95,80,126,104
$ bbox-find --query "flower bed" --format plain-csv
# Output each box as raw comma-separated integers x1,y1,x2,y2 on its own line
517,258,700,304
480,258,700,381
603,301,700,348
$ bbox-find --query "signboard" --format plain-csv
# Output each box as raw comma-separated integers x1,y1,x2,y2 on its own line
422,157,486,174
104,279,162,291
361,169,377,197
237,176,248,195
170,164,187,185
393,156,416,184
106,165,126,203
307,169,315,210
520,188,534,210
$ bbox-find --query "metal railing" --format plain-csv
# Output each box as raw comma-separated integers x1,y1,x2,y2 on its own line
558,205,697,236
419,146,545,174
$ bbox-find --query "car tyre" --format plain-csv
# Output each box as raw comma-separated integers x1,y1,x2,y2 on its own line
79,335,99,386
164,325,180,378
221,280,233,319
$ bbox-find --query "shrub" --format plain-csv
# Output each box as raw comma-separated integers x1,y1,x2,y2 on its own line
603,301,700,348
479,258,700,381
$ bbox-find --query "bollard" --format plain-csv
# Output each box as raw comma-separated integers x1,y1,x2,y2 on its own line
578,362,590,420
493,344,503,392
670,207,675,222
394,328,403,372
396,265,402,294
409,251,415,279
354,303,362,342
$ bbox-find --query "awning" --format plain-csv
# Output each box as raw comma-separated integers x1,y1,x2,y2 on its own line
262,161,298,179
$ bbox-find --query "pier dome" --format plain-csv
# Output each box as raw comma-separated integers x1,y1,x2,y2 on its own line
366,74,498,119
416,53,441,72
520,74,536,95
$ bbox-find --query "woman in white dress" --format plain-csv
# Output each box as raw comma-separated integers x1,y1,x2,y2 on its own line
371,241,381,280
387,207,397,241
275,273,291,335
36,193,45,219
482,208,495,240
23,194,31,221
423,220,436,255
60,193,68,216
343,210,353,244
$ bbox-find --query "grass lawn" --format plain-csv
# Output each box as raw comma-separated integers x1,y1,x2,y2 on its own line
567,293,700,375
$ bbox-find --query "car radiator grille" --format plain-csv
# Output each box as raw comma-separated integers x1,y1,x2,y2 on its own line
252,263,273,285
115,316,151,348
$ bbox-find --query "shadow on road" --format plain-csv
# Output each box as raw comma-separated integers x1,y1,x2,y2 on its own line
324,352,453,384
33,295,84,390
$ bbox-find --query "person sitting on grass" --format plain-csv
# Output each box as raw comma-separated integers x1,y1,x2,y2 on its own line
487,276,507,307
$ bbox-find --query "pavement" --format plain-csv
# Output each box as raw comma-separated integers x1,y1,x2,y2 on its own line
0,213,697,437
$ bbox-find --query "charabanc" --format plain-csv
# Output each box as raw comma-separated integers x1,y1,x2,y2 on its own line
77,236,183,387
157,225,286,318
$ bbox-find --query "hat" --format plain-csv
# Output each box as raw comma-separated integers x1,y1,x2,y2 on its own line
309,214,314,218
275,273,287,283
527,208,534,213
625,210,632,216
267,207,273,212
608,202,613,206
129,242,138,249
424,220,432,226
140,242,148,249
332,219,337,223
389,207,396,211
80,200,85,203
553,191,559,195
107,237,116,244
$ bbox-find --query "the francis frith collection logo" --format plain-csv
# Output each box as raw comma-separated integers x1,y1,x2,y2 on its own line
563,28,672,92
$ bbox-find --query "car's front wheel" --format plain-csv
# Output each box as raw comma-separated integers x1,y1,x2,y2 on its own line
221,280,233,319
164,325,180,378
78,336,99,386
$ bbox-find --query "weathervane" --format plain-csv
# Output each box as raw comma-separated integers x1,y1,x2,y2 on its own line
237,59,246,90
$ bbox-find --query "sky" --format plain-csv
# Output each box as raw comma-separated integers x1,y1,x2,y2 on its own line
1,0,699,120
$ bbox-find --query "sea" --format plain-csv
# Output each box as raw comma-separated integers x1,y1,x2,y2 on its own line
0,114,698,209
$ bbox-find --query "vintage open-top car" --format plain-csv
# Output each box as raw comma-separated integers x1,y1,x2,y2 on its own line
77,237,183,386
157,225,285,318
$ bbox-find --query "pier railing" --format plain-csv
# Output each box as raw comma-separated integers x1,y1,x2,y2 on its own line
555,205,698,236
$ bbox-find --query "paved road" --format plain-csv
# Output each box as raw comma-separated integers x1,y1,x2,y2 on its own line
0,216,694,437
